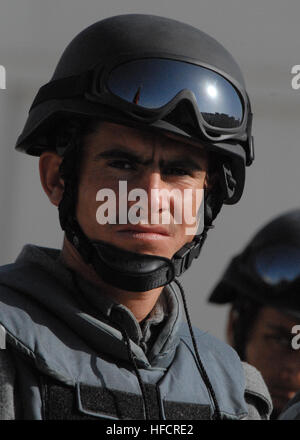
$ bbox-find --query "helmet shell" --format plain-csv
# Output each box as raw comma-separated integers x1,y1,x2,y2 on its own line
16,14,247,151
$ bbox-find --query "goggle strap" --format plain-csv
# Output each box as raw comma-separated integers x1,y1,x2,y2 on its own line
30,71,91,111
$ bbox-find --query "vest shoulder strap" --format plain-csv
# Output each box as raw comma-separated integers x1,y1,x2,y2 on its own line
178,322,248,419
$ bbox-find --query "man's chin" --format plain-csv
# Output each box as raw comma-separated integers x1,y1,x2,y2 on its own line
106,236,175,259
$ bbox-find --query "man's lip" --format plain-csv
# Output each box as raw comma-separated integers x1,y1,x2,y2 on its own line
117,225,171,236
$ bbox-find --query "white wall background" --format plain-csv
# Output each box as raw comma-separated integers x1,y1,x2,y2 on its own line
0,0,299,341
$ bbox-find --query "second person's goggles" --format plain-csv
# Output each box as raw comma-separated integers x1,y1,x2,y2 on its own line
253,244,300,287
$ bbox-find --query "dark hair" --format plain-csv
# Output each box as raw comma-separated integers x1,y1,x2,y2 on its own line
231,295,262,360
47,115,101,156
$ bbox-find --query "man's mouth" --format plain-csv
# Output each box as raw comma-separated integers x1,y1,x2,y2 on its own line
117,225,171,239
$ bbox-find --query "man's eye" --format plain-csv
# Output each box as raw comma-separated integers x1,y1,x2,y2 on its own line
109,160,136,170
265,334,291,348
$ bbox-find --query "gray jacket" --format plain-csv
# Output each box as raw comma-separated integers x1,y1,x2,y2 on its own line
279,391,300,420
0,245,272,420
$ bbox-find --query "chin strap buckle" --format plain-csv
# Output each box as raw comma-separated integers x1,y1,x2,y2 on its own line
172,237,202,277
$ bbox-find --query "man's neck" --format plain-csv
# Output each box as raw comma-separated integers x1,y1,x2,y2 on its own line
60,237,163,322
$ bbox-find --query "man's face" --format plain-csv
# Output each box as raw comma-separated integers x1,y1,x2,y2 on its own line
245,306,300,418
76,121,209,259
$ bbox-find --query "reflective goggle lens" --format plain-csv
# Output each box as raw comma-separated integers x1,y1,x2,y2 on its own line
254,245,300,286
107,58,244,129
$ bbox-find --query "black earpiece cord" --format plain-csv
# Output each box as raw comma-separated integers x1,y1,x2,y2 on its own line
173,277,222,420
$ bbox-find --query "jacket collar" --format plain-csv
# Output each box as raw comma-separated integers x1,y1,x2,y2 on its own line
11,244,182,367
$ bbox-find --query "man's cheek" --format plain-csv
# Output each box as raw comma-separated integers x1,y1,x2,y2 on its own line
182,188,204,235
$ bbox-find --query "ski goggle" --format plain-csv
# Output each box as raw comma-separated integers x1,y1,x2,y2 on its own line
253,245,300,286
31,57,251,142
103,58,245,130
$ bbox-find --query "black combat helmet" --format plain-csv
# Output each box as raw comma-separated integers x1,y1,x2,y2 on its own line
209,209,300,318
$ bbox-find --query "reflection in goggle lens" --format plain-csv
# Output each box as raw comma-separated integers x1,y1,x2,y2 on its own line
107,58,244,129
255,245,300,285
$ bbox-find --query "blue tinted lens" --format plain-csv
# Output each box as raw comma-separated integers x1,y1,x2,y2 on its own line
107,58,243,129
255,245,300,285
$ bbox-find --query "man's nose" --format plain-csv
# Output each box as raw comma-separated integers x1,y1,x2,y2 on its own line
131,169,170,214
138,169,166,190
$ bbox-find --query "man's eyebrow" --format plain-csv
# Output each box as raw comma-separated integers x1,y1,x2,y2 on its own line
93,147,151,165
162,157,205,170
94,148,205,170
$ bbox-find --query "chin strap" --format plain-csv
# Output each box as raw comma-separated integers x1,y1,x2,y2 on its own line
62,210,211,291
59,180,215,292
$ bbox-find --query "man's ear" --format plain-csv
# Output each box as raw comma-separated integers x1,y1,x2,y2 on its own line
226,306,238,346
39,151,64,207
